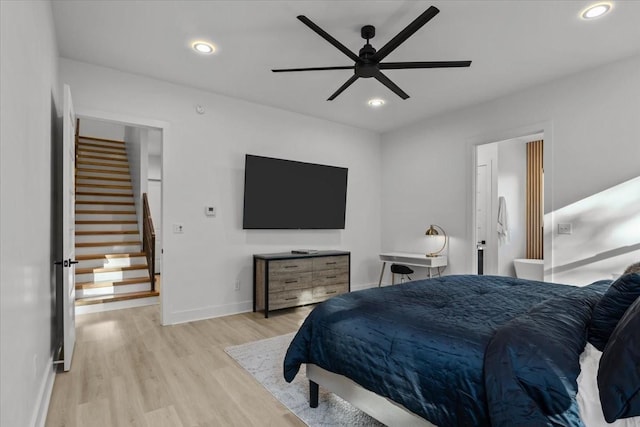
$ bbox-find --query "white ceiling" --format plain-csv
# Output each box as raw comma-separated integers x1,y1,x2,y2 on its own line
51,1,640,133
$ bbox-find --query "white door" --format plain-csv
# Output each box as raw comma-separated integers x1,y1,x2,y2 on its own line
62,84,76,371
147,180,162,273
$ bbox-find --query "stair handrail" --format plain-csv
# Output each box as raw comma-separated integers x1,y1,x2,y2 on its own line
142,193,156,290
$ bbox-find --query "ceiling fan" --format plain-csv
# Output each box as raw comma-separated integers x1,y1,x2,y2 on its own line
272,6,471,101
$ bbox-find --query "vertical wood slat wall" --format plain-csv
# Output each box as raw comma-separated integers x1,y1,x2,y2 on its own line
526,140,544,259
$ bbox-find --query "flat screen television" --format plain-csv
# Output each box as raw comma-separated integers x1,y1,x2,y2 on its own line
243,155,348,229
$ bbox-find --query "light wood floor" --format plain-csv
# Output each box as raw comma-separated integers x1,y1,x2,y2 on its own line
46,304,313,427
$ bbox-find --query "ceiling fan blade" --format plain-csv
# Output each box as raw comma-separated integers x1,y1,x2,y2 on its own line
327,75,359,101
297,15,361,63
272,66,355,73
380,60,472,70
372,6,440,63
373,71,409,100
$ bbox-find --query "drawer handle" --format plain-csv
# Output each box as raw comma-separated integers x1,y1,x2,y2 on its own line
326,262,337,265
284,297,298,301
285,280,297,284
284,265,298,269
326,290,337,294
326,276,336,279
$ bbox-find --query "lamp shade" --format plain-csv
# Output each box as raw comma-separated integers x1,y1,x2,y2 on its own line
425,224,447,257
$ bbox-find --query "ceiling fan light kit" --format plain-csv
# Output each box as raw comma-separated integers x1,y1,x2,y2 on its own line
272,6,471,101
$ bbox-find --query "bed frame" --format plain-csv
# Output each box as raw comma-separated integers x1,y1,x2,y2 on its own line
306,364,435,427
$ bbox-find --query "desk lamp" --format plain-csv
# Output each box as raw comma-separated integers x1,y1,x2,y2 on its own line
425,224,447,257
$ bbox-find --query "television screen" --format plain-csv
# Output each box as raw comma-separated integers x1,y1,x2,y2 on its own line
243,155,348,229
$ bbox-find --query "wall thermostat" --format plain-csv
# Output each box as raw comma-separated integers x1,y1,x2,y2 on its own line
205,206,216,217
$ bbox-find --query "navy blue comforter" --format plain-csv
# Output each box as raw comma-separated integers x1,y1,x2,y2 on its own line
283,275,609,426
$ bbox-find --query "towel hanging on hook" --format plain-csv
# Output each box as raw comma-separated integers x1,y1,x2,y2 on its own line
497,196,509,244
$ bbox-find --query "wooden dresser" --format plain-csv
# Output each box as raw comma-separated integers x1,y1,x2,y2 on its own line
253,250,350,318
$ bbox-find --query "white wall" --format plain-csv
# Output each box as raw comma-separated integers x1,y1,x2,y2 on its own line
79,118,125,140
60,58,382,324
124,126,148,232
381,55,640,285
1,1,59,426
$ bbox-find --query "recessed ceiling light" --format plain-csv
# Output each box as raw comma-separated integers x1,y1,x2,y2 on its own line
581,2,612,19
192,41,215,54
368,98,385,107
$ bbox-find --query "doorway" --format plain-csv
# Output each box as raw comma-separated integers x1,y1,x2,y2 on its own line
73,109,167,323
473,132,545,278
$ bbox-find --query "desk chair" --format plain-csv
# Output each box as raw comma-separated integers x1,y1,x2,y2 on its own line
391,264,414,284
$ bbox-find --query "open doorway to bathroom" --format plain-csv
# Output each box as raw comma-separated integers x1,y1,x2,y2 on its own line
474,133,544,280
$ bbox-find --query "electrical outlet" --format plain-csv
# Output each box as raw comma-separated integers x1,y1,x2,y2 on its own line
234,280,240,291
558,223,572,235
205,206,216,217
173,223,184,234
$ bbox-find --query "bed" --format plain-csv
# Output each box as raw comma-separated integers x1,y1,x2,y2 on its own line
283,274,640,426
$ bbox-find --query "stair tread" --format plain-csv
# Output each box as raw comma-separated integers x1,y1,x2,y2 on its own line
75,290,159,306
75,278,151,289
78,135,125,144
76,230,139,235
76,240,141,247
76,220,137,224
76,183,132,189
76,264,148,274
77,167,129,175
77,154,128,162
76,175,131,182
76,210,136,215
76,193,134,198
76,201,134,205
76,252,146,260
77,147,127,155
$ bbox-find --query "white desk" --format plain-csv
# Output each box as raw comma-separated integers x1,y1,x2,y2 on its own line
378,252,448,286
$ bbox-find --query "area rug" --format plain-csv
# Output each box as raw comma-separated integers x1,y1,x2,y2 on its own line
225,333,384,426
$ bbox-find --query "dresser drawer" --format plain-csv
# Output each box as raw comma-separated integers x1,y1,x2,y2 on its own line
270,288,314,310
268,271,312,292
313,283,348,303
312,270,349,286
312,255,349,271
269,258,313,274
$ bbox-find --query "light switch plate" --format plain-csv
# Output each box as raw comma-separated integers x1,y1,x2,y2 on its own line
205,206,216,217
173,223,184,233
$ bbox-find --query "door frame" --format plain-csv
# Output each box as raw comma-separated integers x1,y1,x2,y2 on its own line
74,107,170,325
468,120,555,281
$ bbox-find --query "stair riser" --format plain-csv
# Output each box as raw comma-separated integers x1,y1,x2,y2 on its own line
76,203,135,211
76,178,132,186
78,139,125,150
77,256,147,269
76,269,149,283
77,151,128,160
76,170,131,179
76,282,151,298
75,233,140,244
75,223,138,232
76,155,128,164
76,194,134,203
75,163,129,172
76,190,133,197
75,244,142,255
75,296,158,315
75,213,137,221
77,159,129,169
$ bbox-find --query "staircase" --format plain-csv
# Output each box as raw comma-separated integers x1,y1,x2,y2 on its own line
74,135,159,314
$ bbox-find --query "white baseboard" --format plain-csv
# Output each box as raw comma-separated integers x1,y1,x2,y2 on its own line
32,360,55,427
165,285,379,325
166,300,253,325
